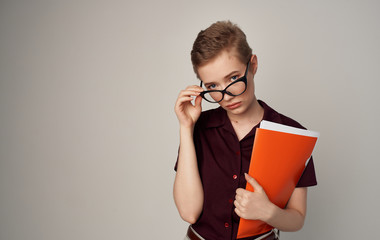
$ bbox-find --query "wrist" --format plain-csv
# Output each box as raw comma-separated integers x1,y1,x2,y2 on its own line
180,124,195,133
179,125,195,141
262,201,278,223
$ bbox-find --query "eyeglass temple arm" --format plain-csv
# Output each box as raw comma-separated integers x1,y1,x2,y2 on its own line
245,60,250,75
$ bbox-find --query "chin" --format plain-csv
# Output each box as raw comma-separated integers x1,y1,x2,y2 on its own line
225,106,245,115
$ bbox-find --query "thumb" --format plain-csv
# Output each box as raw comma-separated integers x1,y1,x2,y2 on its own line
245,173,263,192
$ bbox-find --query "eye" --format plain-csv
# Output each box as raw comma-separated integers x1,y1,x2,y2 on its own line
231,75,239,81
207,84,216,89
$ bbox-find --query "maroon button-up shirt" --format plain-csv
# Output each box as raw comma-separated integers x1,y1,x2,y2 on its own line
175,100,317,240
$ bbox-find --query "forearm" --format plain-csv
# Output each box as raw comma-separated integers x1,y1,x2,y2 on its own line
173,126,204,224
263,188,307,232
264,204,305,231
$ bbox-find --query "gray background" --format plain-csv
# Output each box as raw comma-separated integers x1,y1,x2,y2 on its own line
1,0,379,239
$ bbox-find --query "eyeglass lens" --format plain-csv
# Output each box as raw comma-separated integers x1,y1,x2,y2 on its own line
202,81,246,103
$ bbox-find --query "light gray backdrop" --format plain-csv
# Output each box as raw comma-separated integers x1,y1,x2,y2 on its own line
1,0,379,239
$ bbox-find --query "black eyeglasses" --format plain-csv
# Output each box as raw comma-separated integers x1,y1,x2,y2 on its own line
199,61,250,103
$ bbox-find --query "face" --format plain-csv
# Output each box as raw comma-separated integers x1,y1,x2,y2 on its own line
197,50,258,116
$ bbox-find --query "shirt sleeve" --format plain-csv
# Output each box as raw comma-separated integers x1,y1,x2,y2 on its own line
174,147,179,171
296,156,317,187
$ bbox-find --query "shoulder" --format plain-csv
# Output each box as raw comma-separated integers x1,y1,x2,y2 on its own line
277,112,307,130
260,100,308,130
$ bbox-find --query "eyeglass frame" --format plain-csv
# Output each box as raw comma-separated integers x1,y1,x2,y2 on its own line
199,60,250,103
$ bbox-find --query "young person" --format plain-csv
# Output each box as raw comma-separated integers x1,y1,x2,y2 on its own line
173,21,317,240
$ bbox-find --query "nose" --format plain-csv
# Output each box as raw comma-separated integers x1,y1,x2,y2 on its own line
223,92,234,102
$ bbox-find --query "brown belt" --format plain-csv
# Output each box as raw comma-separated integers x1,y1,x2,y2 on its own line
186,226,278,240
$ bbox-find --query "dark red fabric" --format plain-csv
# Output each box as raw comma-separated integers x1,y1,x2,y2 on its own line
175,100,317,240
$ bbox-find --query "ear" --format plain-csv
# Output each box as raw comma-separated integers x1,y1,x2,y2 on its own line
250,54,258,75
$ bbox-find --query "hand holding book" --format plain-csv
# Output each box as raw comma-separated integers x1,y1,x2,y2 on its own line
234,173,272,221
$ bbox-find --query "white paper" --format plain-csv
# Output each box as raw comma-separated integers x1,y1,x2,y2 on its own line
259,120,320,138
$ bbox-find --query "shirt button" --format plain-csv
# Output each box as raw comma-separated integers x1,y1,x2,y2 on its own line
225,222,229,228
228,198,233,204
236,151,240,155
233,174,238,180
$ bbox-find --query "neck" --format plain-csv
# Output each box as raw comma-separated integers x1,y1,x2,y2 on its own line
227,98,264,125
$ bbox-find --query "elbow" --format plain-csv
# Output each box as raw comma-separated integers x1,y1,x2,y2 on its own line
179,210,201,224
181,214,198,224
292,221,304,232
294,211,306,231
173,192,203,224
290,214,306,232
173,185,204,224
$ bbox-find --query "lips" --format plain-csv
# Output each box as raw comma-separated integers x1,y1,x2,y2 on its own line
226,102,242,109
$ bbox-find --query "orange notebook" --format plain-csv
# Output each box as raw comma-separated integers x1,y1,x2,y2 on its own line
237,120,319,239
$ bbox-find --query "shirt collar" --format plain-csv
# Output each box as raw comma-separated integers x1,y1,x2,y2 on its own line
204,106,227,128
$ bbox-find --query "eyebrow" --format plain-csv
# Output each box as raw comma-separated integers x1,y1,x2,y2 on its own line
224,70,240,79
